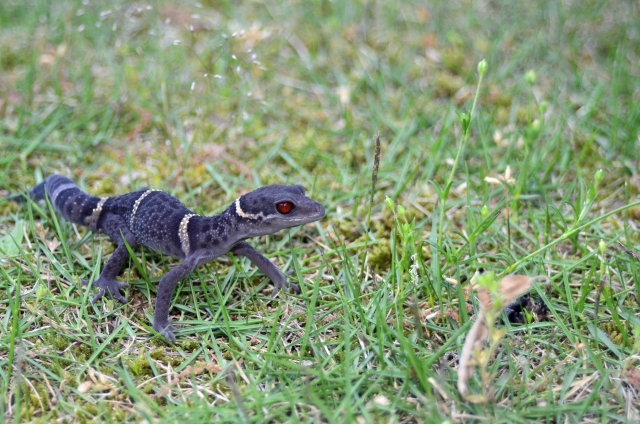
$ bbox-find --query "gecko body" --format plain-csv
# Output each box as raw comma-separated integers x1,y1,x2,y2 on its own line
10,175,325,342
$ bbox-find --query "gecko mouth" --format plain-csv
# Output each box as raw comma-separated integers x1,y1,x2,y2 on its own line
284,208,325,225
285,217,320,225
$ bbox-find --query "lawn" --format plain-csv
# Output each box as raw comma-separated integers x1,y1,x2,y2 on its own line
1,0,640,422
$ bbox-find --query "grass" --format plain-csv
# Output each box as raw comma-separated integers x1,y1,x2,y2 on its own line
1,0,640,422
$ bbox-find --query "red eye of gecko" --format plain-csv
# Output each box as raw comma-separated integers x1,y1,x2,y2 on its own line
276,201,294,214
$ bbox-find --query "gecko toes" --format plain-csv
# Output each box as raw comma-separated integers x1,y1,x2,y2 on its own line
273,278,300,294
287,283,301,294
153,320,177,343
164,330,177,344
85,278,129,304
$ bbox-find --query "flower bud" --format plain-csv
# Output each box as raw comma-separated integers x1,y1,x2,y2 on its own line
397,205,406,221
539,101,548,114
385,197,395,211
525,70,537,86
477,59,487,77
594,169,603,188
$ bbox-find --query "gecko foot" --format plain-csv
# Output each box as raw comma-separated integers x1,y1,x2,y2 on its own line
153,320,177,343
83,278,129,304
273,277,300,294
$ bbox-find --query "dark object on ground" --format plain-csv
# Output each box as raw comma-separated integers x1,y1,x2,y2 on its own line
503,293,549,324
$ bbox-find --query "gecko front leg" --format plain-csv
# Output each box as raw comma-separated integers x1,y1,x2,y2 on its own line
85,213,137,304
152,255,200,343
230,241,301,293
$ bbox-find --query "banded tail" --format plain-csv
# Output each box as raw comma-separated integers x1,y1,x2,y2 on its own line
9,175,106,230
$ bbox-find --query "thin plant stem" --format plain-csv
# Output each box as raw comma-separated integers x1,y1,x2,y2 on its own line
438,65,486,242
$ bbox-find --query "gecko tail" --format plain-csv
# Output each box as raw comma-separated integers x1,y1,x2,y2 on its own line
3,180,47,203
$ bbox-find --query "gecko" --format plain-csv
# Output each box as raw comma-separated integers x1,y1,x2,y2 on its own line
8,174,325,342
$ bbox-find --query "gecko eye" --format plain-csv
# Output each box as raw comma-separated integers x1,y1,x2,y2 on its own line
276,201,294,214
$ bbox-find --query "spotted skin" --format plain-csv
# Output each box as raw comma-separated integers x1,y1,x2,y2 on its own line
12,174,325,342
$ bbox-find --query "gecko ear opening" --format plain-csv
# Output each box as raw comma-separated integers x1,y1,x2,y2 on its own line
276,201,294,214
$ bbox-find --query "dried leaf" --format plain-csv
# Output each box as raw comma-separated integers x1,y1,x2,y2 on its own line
457,311,489,396
457,274,533,397
477,274,532,313
151,359,222,398
625,368,640,390
78,381,93,393
88,368,97,384
484,177,502,185
373,394,390,407
485,167,516,186
45,237,61,253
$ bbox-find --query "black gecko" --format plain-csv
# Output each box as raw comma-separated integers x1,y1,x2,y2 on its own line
8,175,325,342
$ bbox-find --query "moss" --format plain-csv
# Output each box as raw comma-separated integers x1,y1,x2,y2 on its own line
58,352,75,367
72,343,92,363
183,163,208,187
126,349,153,377
150,338,167,348
166,356,184,367
334,218,362,242
599,321,635,347
65,376,78,389
0,44,23,70
494,107,512,126
52,335,70,351
368,239,392,273
0,200,21,215
485,85,514,108
94,177,116,197
180,340,200,351
111,407,127,421
393,207,426,226
440,47,467,75
17,405,36,422
150,347,165,360
83,403,99,416
380,207,396,232
434,72,465,98
74,410,90,424
514,106,532,125
27,383,51,410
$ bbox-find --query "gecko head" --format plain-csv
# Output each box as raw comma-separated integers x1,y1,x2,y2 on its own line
234,185,325,236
